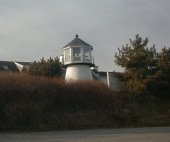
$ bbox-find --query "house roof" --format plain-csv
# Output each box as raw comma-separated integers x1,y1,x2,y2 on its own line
98,71,124,78
63,34,93,49
0,61,32,72
0,61,19,72
17,62,32,66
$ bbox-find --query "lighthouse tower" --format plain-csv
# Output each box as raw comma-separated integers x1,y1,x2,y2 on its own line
62,34,95,80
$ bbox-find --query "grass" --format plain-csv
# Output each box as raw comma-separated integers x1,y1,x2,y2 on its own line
0,72,169,131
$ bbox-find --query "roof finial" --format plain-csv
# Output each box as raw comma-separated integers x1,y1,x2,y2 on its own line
75,34,78,38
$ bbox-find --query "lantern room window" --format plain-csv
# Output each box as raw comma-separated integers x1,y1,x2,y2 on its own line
83,47,90,62
64,48,71,63
73,47,81,61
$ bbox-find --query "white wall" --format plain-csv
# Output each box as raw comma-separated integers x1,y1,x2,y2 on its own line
109,73,122,92
99,72,122,92
65,64,93,80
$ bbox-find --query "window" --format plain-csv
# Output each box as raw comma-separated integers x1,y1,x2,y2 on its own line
73,48,81,61
84,47,90,60
64,48,71,62
2,65,9,71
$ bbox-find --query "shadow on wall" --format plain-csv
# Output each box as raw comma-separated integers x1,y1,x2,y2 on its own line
98,71,123,92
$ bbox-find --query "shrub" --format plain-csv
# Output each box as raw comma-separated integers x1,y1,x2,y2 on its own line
0,72,169,131
28,57,62,77
0,72,116,131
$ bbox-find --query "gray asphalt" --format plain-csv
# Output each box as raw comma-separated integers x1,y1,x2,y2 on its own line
0,127,170,142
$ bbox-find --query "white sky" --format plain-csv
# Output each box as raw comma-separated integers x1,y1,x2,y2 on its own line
0,0,170,71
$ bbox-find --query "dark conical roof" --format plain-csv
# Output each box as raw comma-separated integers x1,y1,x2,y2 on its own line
63,34,93,48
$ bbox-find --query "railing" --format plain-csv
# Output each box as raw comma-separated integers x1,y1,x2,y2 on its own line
63,55,95,65
73,56,81,61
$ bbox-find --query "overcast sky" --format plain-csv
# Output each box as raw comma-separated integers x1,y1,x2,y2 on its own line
0,0,170,71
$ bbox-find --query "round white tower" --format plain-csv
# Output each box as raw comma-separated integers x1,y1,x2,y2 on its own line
62,34,95,80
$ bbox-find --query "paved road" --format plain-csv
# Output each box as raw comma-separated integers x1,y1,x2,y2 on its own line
0,127,170,142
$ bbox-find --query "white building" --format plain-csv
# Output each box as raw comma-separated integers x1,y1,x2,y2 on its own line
60,35,123,91
61,34,95,80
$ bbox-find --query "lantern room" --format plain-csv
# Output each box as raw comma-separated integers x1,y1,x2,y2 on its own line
62,34,94,67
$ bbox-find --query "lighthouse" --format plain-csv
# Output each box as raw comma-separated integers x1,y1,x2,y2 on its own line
61,34,95,80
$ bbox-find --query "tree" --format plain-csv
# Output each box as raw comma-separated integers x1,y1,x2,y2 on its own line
28,57,62,77
115,35,157,95
155,47,170,81
153,47,170,94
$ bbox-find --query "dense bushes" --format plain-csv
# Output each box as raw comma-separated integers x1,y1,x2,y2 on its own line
28,57,62,77
0,72,115,131
0,72,169,131
115,35,170,96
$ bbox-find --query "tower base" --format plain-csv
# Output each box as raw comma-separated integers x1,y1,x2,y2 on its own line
65,64,93,81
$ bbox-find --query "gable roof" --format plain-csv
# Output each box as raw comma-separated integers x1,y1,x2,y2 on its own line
0,61,32,72
17,62,32,66
63,34,93,49
0,61,19,72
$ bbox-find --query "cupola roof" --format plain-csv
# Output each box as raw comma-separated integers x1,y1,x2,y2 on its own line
63,34,93,48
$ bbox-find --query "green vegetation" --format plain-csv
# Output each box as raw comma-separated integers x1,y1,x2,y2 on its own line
115,34,170,96
28,57,62,77
0,72,169,131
